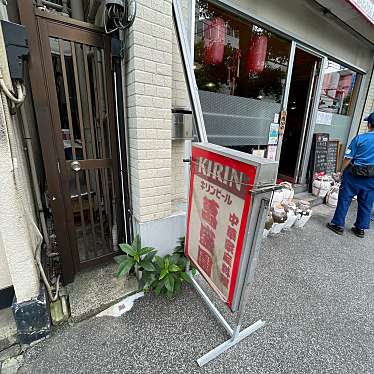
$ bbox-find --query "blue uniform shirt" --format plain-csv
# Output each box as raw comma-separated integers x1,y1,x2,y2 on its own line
344,132,374,166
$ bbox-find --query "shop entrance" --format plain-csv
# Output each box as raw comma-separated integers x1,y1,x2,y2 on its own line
278,48,322,184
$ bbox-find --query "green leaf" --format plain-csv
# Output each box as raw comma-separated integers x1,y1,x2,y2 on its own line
113,255,127,264
140,260,156,272
119,243,136,256
134,254,140,263
133,234,141,251
174,278,181,293
155,280,164,296
169,264,181,273
159,268,168,280
166,290,173,298
154,256,163,268
139,247,155,256
150,279,159,290
164,257,170,269
116,257,135,278
180,272,191,283
143,251,156,262
165,274,175,292
169,254,180,265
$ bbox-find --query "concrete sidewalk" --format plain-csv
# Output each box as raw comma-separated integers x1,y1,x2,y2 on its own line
18,203,374,373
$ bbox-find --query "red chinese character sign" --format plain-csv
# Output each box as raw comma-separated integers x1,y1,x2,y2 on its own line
185,144,257,310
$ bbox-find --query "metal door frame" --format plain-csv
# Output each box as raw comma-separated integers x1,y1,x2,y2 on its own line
18,2,126,282
293,60,318,182
277,43,326,184
299,55,327,184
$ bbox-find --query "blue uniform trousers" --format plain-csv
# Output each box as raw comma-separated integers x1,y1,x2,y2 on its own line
332,169,374,230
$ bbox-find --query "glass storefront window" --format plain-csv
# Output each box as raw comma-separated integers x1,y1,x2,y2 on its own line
194,0,291,150
315,60,360,144
319,61,358,116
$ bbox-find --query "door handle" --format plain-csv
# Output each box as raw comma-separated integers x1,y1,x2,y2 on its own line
71,160,81,172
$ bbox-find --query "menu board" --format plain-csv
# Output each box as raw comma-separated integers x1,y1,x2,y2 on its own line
310,133,330,178
326,141,339,175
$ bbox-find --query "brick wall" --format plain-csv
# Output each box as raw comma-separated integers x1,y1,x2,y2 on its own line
126,0,174,223
359,72,374,133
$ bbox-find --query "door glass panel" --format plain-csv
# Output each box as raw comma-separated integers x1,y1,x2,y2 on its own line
315,60,360,144
50,37,116,263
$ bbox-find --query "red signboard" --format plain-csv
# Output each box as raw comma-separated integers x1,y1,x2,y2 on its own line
185,145,257,310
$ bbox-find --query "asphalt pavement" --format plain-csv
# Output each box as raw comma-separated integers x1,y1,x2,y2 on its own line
18,202,374,374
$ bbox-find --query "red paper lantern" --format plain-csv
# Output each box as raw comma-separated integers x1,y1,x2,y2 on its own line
246,35,268,74
204,17,225,65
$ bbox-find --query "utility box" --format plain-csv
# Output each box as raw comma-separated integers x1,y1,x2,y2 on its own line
1,20,28,80
172,108,194,140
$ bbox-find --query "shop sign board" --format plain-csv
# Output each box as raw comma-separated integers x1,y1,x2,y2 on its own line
185,144,257,311
347,0,374,25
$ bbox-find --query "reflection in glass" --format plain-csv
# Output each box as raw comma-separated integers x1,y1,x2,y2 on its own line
194,0,290,103
194,0,291,153
315,60,360,144
319,61,358,116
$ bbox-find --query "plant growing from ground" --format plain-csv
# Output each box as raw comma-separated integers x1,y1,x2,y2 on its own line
174,236,185,255
115,234,156,281
116,235,196,297
142,253,191,298
174,236,196,275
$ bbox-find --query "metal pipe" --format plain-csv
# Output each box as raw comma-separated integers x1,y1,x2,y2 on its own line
40,0,63,11
87,0,103,23
70,0,84,21
38,0,70,16
19,86,50,247
119,29,134,239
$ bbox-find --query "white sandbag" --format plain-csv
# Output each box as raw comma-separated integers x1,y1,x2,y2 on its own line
326,185,340,208
269,205,287,235
312,176,332,198
294,200,312,228
282,203,298,231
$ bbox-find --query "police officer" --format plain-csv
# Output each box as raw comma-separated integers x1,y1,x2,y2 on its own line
327,112,374,238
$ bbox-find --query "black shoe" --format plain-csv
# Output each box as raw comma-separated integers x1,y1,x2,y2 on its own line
351,226,365,238
327,222,344,235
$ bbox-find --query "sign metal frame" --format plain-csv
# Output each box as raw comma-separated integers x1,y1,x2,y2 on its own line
186,143,278,366
172,0,278,366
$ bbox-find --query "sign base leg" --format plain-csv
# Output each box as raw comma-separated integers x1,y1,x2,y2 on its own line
197,319,265,367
